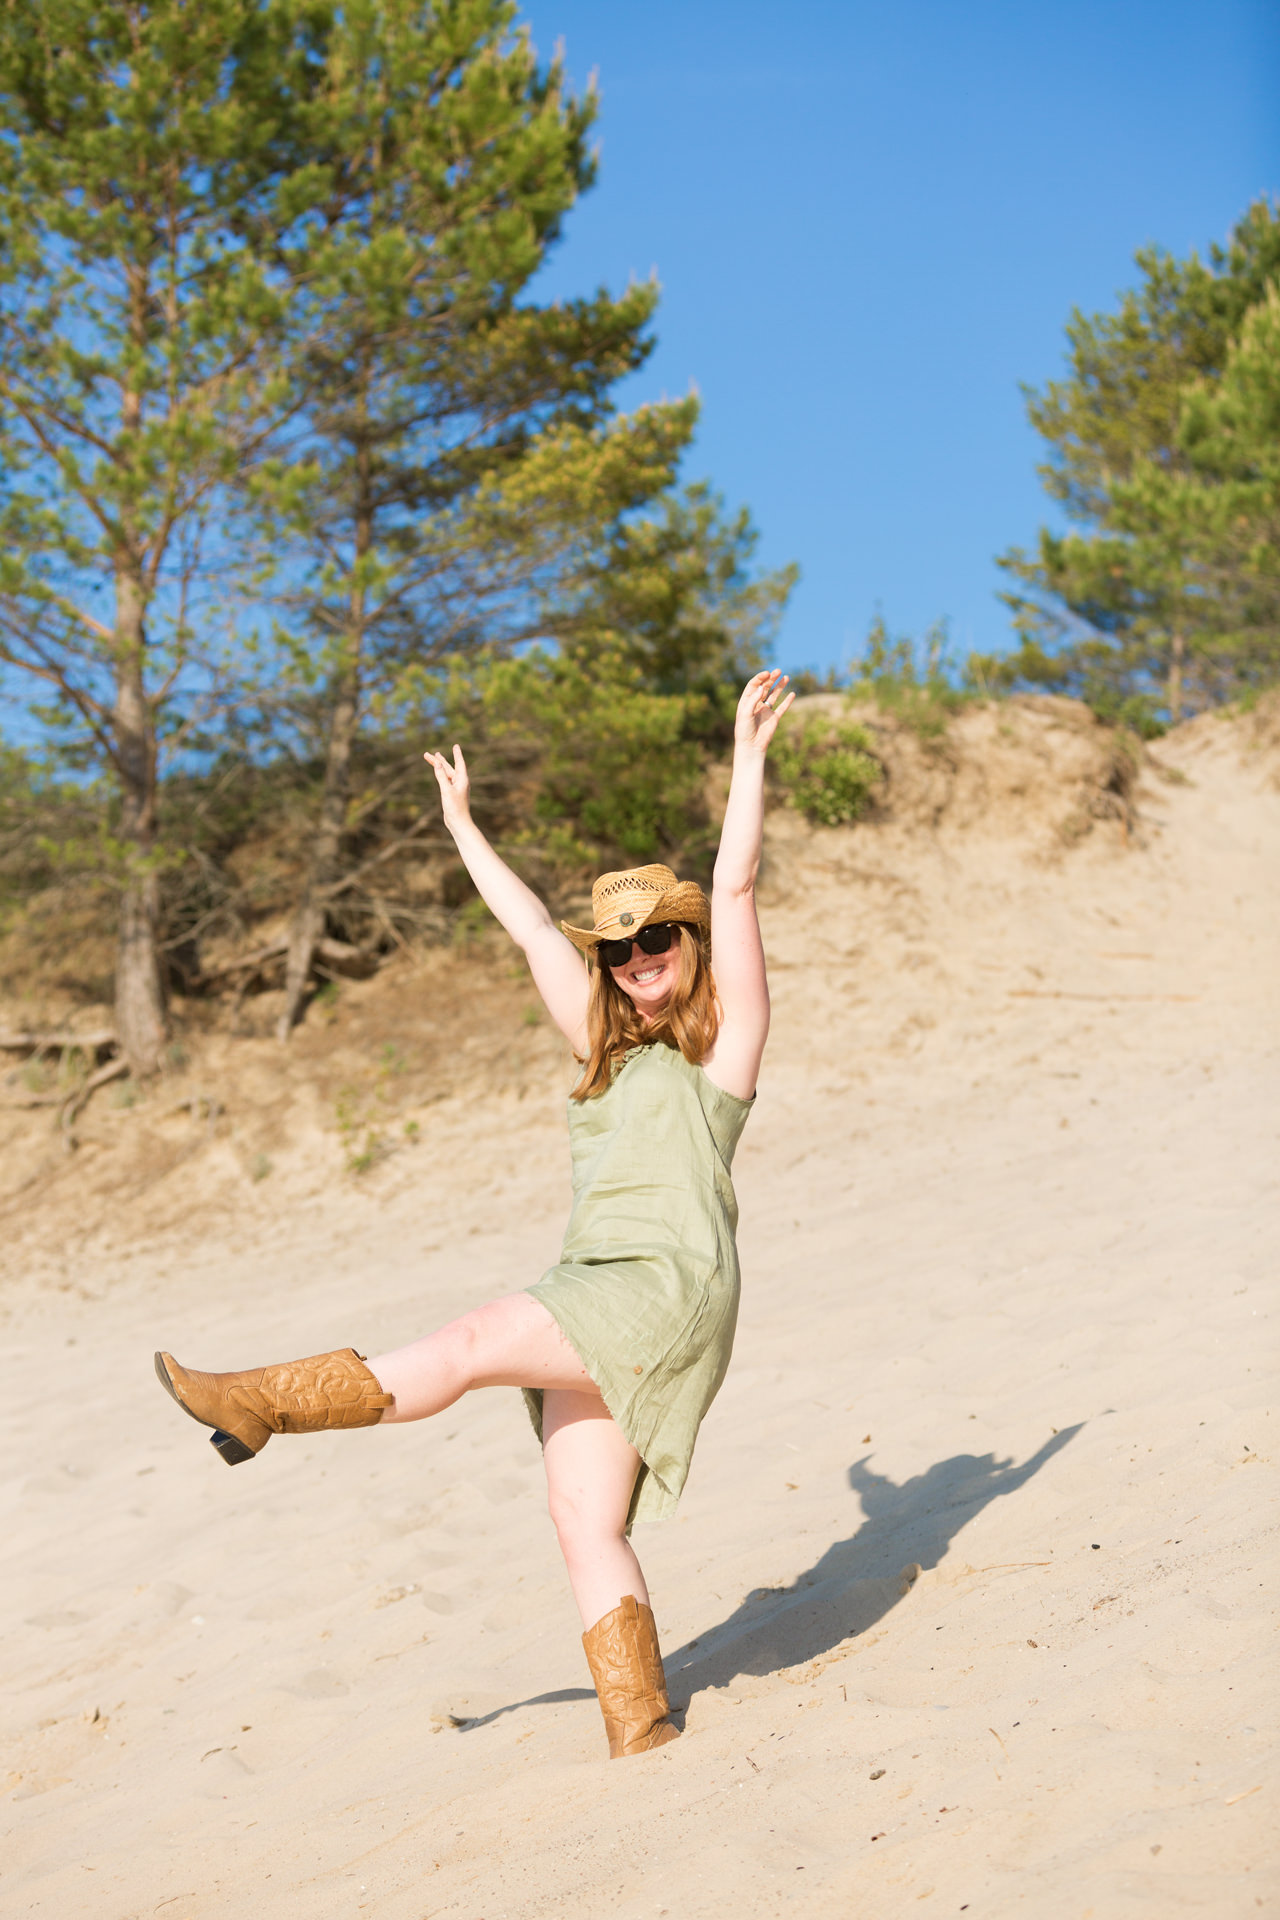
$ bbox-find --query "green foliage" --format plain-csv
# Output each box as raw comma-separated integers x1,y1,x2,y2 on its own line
498,655,703,866
425,646,706,872
0,748,120,996
334,1083,386,1175
996,198,1280,721
966,637,1168,737
852,615,970,739
0,0,321,739
772,713,881,828
332,1037,418,1171
0,4,797,1018
225,0,802,1036
556,482,798,724
450,898,495,949
248,2,694,928
1113,287,1280,689
785,665,847,697
1071,688,1167,741
0,0,343,1064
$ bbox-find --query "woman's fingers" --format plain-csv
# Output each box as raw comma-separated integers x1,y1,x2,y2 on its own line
739,668,787,723
426,745,467,778
745,668,781,698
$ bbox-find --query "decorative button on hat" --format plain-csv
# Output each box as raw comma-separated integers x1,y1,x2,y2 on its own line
561,864,710,958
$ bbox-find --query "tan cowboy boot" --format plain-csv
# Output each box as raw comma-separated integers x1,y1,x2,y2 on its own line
155,1348,392,1465
581,1594,681,1758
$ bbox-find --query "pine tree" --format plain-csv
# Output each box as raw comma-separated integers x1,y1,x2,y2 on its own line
256,0,705,1036
0,0,326,1071
1112,288,1280,690
553,482,797,713
989,199,1280,725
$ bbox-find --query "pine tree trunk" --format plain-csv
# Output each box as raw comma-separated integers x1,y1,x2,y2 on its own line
277,425,372,1042
276,663,361,1040
1167,632,1185,725
113,568,168,1076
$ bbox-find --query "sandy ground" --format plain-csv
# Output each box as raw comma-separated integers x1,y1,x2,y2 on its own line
2,701,1277,1919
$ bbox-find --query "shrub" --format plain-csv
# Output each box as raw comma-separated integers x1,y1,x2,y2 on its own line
420,646,708,875
773,714,881,826
853,616,970,740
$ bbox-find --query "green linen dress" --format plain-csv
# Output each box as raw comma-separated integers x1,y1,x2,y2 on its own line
523,1041,753,1527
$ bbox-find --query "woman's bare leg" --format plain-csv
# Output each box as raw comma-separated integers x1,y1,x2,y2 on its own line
369,1292,598,1423
542,1388,649,1629
371,1295,648,1627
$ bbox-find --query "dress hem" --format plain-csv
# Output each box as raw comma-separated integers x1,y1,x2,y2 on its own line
520,1288,679,1529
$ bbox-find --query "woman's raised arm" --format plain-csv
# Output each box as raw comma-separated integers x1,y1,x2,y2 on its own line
702,671,794,1101
425,745,590,1052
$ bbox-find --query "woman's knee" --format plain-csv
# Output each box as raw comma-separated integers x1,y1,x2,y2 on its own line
547,1482,624,1558
428,1313,484,1392
445,1293,555,1390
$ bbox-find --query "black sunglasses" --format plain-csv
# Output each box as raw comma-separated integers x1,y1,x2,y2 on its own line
596,921,682,970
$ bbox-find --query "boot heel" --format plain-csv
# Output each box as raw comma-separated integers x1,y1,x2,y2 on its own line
209,1428,258,1466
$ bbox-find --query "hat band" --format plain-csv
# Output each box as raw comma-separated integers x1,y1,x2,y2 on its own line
592,899,665,935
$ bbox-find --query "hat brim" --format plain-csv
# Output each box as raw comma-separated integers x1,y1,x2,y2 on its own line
561,882,710,957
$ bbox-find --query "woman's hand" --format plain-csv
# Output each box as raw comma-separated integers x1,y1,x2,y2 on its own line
734,669,795,755
424,743,472,835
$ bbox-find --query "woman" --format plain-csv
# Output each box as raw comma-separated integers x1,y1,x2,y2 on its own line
155,669,794,1758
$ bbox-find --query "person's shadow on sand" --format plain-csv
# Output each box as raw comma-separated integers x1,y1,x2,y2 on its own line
459,1426,1080,1730
665,1425,1082,1708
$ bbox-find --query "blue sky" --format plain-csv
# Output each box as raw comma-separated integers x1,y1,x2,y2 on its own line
523,0,1280,675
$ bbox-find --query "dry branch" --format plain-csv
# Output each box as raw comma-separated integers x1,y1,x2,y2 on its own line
187,934,382,994
315,935,380,978
320,814,446,902
188,941,288,985
61,1055,130,1148
0,1029,117,1052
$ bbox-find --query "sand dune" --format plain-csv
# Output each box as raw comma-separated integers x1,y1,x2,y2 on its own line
2,699,1276,1917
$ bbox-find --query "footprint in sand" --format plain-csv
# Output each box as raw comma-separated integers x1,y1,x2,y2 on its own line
477,1475,529,1504
246,1591,324,1622
284,1669,350,1698
372,1582,420,1609
481,1587,534,1633
198,1747,253,1795
376,1510,441,1540
142,1582,194,1619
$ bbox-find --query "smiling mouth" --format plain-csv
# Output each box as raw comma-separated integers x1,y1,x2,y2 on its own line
630,965,666,984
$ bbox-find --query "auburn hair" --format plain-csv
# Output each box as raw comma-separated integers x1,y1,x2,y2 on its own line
572,923,720,1101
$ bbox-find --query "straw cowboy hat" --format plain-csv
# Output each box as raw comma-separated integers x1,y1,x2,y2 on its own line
561,864,710,958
